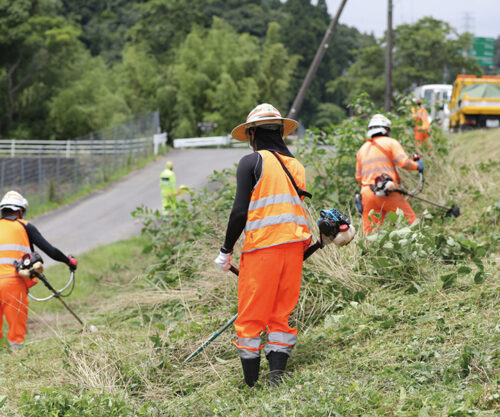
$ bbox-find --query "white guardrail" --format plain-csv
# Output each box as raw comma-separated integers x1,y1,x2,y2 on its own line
0,133,168,157
173,135,230,148
0,132,246,157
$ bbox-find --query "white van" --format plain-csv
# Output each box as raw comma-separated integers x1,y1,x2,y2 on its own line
413,84,453,130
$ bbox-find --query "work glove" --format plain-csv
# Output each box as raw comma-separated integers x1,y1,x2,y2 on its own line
214,250,232,271
68,255,78,271
332,224,356,247
413,154,424,173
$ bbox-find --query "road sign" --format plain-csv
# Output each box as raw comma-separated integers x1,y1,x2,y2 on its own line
470,37,495,67
197,122,218,133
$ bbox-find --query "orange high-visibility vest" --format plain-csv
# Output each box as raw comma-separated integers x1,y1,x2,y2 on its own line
411,106,430,132
242,150,311,253
355,136,418,187
0,219,31,279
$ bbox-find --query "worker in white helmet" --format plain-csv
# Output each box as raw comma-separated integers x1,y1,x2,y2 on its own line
0,191,77,349
355,114,424,234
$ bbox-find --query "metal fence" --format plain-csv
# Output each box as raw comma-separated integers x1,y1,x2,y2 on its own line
0,111,160,206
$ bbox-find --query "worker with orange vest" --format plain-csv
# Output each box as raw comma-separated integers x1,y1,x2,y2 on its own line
411,99,431,148
214,104,312,387
355,114,424,234
0,191,78,349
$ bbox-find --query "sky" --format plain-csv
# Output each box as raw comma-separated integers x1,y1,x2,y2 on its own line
324,0,500,39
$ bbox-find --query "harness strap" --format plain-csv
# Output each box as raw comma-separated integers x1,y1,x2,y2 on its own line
270,151,312,199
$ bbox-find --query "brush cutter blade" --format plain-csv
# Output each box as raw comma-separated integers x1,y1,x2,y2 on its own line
445,205,460,218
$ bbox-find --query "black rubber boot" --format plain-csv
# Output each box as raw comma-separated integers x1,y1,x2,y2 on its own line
266,351,289,386
240,357,260,387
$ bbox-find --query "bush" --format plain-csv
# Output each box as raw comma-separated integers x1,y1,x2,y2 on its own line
356,210,489,290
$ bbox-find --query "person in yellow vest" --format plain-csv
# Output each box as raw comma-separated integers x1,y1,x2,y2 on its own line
0,191,77,349
411,99,431,149
160,161,177,214
214,103,312,387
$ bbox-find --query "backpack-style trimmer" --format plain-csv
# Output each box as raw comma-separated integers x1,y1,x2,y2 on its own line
184,208,352,363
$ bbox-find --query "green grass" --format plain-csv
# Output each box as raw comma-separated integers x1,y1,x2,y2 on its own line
0,131,498,416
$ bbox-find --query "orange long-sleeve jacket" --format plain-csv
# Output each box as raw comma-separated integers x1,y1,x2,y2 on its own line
355,136,419,187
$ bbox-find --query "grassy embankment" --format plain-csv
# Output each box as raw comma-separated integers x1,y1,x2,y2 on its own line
0,130,498,416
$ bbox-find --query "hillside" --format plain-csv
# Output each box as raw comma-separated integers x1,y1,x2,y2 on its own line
0,129,498,416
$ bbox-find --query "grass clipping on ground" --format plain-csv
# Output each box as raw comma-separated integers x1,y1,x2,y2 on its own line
0,131,499,416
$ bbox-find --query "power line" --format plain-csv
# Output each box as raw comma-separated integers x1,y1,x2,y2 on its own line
462,11,475,34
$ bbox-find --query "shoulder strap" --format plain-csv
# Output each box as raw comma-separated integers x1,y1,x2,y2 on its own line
270,151,312,199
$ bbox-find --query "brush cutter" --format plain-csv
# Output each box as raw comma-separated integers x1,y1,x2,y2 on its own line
14,252,97,332
184,208,352,363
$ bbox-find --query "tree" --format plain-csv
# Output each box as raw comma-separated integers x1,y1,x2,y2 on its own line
163,18,297,138
128,0,208,59
115,44,164,115
328,17,483,108
60,0,139,62
327,44,386,108
279,0,375,126
49,55,130,139
393,17,482,91
0,0,80,137
202,0,286,39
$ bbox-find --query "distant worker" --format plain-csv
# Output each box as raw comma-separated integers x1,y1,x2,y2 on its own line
0,191,77,349
355,114,424,234
214,103,313,387
160,161,177,214
411,99,431,148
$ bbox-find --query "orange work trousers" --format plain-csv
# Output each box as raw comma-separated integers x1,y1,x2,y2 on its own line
361,186,416,234
0,277,29,345
415,130,431,149
233,240,306,358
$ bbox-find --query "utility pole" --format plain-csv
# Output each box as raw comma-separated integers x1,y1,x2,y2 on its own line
287,0,348,119
384,0,393,112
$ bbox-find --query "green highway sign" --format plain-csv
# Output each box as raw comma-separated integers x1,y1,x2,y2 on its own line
470,37,495,67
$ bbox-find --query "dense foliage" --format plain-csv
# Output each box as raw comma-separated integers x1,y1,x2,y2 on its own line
0,0,490,140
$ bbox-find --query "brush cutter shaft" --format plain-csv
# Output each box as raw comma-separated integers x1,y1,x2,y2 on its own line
184,313,238,363
397,189,451,210
35,272,84,326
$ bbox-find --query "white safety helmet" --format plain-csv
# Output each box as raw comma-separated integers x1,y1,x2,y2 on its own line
231,103,298,142
0,190,29,213
367,114,391,138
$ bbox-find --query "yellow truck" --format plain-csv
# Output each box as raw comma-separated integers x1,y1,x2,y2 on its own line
448,74,500,130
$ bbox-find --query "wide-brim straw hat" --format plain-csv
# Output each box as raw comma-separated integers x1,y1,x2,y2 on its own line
231,103,298,142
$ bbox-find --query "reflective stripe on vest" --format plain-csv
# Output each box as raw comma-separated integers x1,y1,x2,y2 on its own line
242,150,311,253
0,219,31,278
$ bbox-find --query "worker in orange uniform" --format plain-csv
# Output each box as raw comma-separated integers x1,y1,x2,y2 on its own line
214,103,312,387
0,191,77,349
355,114,424,234
411,99,431,148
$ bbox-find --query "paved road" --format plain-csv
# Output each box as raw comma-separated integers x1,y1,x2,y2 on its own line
33,148,249,266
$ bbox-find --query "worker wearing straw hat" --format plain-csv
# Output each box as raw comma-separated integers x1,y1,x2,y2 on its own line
214,103,311,387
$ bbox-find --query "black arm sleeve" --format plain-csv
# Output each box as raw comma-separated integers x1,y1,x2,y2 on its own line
222,153,261,252
25,223,70,264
